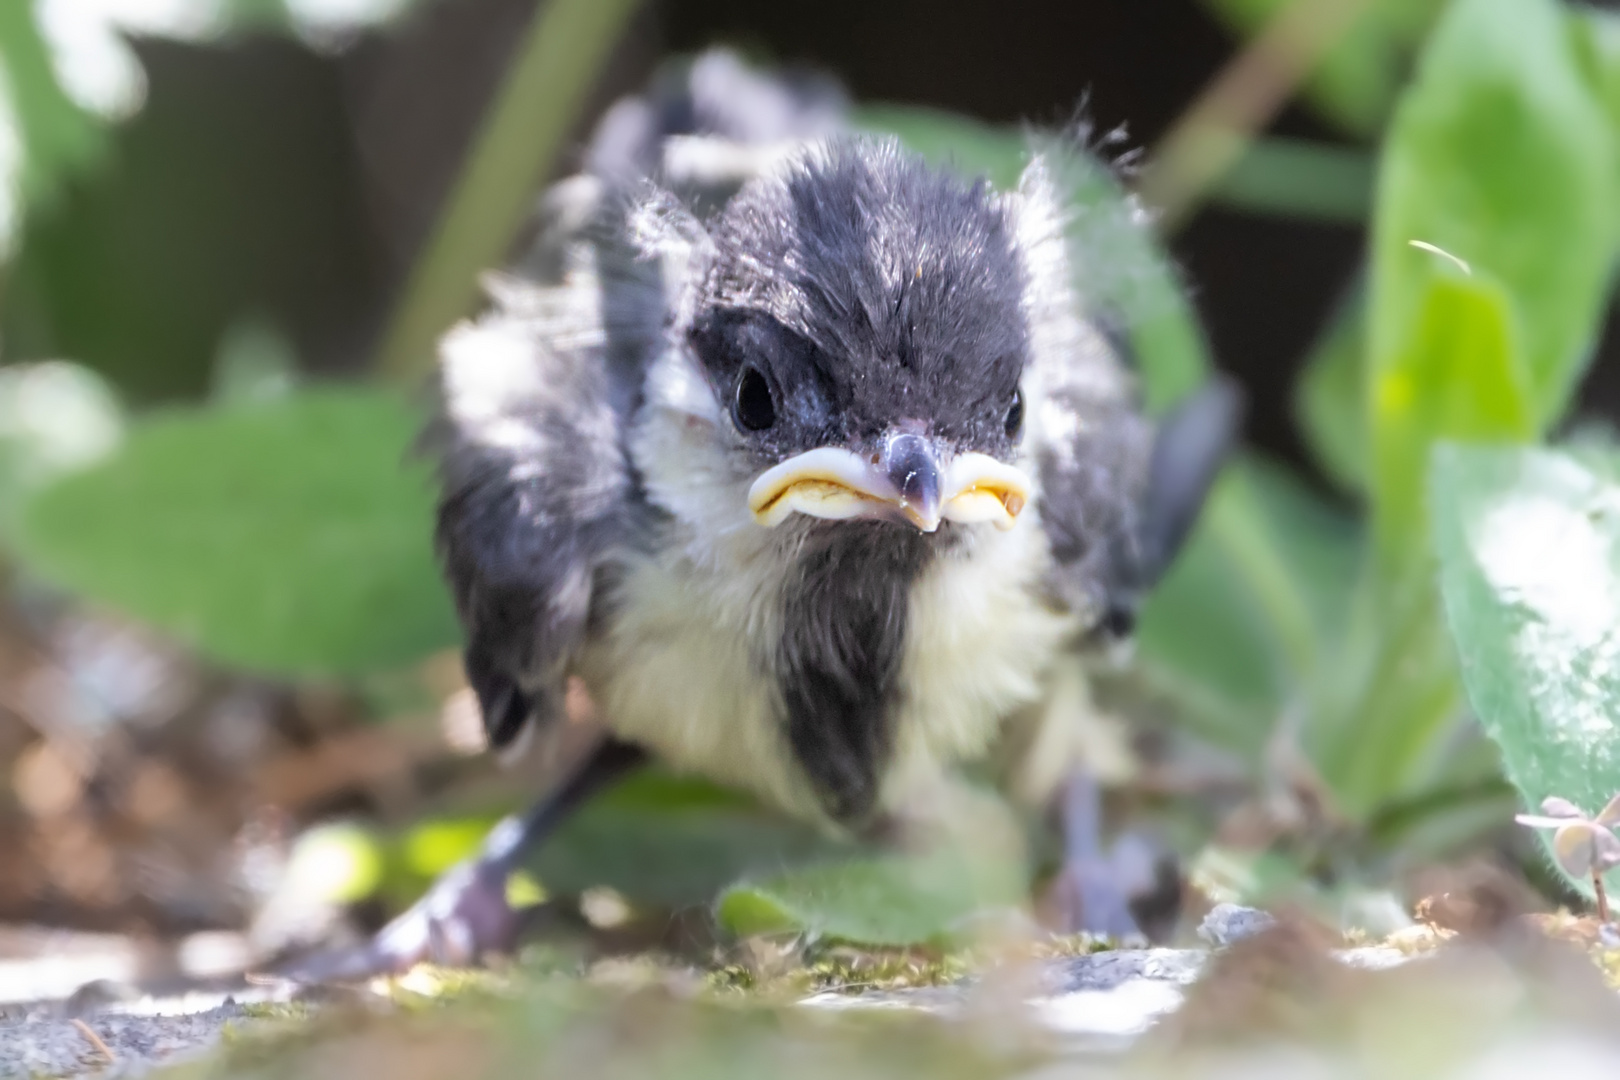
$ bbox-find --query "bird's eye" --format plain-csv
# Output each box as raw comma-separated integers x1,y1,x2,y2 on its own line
1004,388,1025,439
732,366,776,431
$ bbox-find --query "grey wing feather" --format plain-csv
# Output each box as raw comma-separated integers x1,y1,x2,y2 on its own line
430,183,667,752
1015,140,1238,635
431,47,848,753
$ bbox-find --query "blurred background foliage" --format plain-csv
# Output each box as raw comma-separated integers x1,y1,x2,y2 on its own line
1,0,1620,976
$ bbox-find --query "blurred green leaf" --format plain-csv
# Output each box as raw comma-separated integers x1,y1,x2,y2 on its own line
0,3,105,222
1571,6,1620,131
378,772,845,913
15,386,460,676
1200,0,1446,137
1369,271,1532,559
211,316,299,405
287,821,387,906
1294,277,1367,493
1309,560,1463,819
1306,0,1620,826
718,847,1026,945
0,0,380,213
1369,0,1620,445
0,360,123,534
537,802,840,912
1312,273,1529,814
1431,443,1620,895
1323,269,1529,814
0,1,433,265
1136,455,1359,759
1209,138,1374,223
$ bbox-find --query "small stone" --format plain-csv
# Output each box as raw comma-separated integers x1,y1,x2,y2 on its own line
1042,948,1206,994
60,978,140,1018
1197,903,1277,948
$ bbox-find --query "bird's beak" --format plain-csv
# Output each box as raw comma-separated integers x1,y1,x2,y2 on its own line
747,433,1030,532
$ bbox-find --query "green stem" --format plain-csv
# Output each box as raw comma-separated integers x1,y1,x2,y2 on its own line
1208,465,1320,684
372,0,644,383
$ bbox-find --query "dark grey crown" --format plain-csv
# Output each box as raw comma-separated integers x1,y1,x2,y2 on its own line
688,138,1031,463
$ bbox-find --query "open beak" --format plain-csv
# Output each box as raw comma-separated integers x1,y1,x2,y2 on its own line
747,433,1030,533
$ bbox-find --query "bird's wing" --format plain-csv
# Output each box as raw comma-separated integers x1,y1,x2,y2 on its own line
429,187,662,755
1014,145,1240,635
430,48,855,755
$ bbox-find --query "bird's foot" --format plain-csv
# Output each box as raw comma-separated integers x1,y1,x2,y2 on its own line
1045,770,1182,940
1043,831,1176,940
275,857,533,984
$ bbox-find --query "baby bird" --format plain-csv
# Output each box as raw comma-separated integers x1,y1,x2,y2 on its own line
292,51,1236,978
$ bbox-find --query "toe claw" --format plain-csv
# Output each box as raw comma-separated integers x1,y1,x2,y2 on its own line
275,861,529,984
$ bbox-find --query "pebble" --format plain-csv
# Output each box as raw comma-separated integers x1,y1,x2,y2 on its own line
1196,903,1278,948
0,999,252,1078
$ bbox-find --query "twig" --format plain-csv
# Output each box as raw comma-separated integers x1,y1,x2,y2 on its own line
71,1018,117,1064
372,0,645,383
1595,872,1611,924
1140,0,1377,231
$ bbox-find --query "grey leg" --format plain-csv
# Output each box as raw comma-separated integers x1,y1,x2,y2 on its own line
1047,770,1174,939
277,737,647,982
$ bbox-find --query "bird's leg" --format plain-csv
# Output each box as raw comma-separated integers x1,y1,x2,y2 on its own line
276,737,647,983
1045,769,1176,940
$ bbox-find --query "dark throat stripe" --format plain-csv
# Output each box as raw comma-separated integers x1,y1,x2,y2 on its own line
776,522,935,824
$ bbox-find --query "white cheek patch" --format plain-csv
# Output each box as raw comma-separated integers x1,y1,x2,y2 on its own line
643,343,723,426
632,344,768,556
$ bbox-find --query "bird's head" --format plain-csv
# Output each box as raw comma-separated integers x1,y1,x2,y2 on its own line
659,138,1036,536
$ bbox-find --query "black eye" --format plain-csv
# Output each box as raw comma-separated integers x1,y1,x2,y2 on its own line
732,366,776,431
1004,388,1024,438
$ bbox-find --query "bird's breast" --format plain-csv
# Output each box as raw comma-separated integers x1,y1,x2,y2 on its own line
575,513,1077,830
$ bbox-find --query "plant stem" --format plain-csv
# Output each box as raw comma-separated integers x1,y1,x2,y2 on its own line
1595,872,1611,923
1139,0,1375,231
372,0,644,384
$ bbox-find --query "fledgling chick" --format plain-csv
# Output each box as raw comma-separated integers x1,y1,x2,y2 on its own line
288,51,1237,979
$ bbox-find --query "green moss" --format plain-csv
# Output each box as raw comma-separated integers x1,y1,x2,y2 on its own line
235,1002,314,1023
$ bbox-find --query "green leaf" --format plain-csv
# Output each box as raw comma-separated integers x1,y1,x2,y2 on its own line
1370,0,1620,441
1431,443,1620,894
1308,558,1464,820
1369,271,1532,560
348,772,847,914
372,773,848,914
15,386,460,676
1209,138,1374,224
1135,455,1359,759
1313,296,1531,812
538,773,1026,942
0,360,123,534
0,3,105,229
1308,0,1620,826
1570,6,1620,133
1294,277,1368,493
1200,0,1446,137
537,800,842,912
717,846,1026,946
